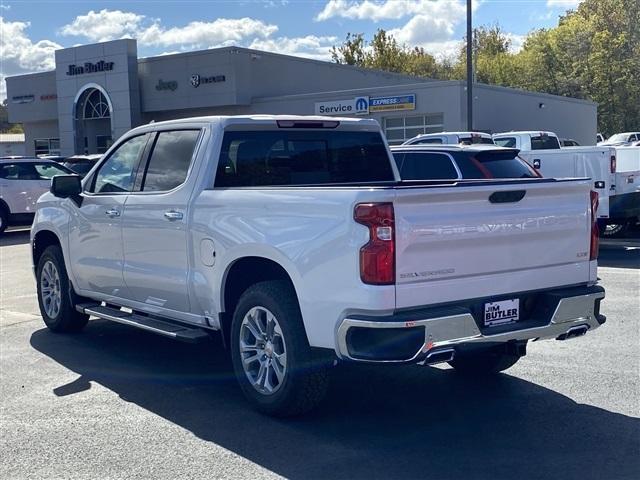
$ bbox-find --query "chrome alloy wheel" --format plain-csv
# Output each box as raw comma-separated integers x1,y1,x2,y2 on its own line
40,260,62,318
239,306,287,395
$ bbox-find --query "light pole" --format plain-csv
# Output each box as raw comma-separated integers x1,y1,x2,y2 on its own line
466,0,473,131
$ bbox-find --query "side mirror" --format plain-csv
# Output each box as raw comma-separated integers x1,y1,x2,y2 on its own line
51,175,82,198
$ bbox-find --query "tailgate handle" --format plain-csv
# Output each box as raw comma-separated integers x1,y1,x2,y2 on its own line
489,190,526,203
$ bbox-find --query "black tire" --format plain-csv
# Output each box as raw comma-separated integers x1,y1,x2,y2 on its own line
36,245,89,333
449,347,521,375
0,208,7,235
600,221,628,238
230,280,329,416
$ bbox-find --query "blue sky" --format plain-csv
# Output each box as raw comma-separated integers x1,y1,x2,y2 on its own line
1,0,582,98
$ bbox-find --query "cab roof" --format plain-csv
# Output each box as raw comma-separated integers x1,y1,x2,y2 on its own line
135,115,381,132
390,144,520,154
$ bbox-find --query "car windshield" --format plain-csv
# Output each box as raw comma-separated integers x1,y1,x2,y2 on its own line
64,161,94,175
607,133,631,142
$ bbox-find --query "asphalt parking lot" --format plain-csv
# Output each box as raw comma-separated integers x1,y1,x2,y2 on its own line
1,228,638,480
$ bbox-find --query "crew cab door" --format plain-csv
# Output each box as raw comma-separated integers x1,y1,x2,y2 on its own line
120,129,202,313
69,133,150,297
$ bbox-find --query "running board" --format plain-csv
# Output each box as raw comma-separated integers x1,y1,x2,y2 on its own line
76,304,210,343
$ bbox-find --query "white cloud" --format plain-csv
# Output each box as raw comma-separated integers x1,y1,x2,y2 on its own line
317,1,483,57
506,33,526,53
0,16,61,99
60,9,278,49
546,0,582,8
249,35,338,60
0,4,11,10
139,18,278,48
315,0,481,22
58,9,334,60
60,9,145,42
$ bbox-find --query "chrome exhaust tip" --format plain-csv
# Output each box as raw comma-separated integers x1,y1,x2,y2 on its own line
556,325,589,341
424,348,455,365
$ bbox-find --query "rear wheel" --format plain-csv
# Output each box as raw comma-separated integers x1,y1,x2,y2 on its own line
36,245,89,333
230,280,329,416
449,347,522,375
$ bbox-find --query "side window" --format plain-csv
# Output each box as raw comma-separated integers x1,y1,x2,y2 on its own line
415,138,443,145
0,163,40,180
91,134,148,193
494,137,516,148
398,153,459,180
141,130,201,192
33,163,72,179
0,164,22,179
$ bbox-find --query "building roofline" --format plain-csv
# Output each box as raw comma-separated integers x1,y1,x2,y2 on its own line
138,45,426,82
474,82,597,106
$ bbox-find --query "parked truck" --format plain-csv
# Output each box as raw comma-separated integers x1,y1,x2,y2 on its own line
31,116,605,416
493,131,618,223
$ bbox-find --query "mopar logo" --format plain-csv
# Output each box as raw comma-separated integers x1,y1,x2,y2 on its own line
354,96,369,115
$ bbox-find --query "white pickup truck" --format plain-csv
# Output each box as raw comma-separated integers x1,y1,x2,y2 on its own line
493,131,616,222
31,115,605,416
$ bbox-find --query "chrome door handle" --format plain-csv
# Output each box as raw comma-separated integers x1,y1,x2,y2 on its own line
105,209,120,218
164,210,184,221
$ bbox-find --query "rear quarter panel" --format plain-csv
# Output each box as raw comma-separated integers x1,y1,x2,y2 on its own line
190,187,397,349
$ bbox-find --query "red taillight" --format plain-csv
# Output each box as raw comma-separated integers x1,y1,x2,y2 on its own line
610,154,616,173
354,203,395,285
590,191,599,260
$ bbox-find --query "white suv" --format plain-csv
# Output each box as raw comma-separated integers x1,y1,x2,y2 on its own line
0,158,73,234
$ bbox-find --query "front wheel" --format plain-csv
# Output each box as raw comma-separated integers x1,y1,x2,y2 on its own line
36,245,89,333
230,280,329,416
449,347,522,375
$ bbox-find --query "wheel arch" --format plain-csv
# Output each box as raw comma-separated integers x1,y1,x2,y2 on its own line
219,256,300,346
0,198,10,215
32,229,63,271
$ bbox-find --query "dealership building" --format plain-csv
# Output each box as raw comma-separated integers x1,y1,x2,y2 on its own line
6,38,598,156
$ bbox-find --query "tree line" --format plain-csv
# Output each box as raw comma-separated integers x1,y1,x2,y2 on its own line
331,0,639,136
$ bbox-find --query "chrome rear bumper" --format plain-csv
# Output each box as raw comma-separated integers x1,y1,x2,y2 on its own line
336,285,605,363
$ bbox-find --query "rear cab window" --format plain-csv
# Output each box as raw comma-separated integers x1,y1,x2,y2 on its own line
494,137,517,148
530,135,560,150
214,130,394,187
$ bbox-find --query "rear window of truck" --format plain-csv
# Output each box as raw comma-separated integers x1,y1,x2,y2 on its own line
530,135,561,150
215,130,395,187
454,151,538,179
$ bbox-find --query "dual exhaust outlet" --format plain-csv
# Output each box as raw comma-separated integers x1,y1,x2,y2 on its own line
422,348,456,365
556,325,589,341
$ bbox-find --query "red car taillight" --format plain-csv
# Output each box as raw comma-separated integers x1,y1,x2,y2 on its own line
354,203,395,285
590,191,599,260
610,154,616,173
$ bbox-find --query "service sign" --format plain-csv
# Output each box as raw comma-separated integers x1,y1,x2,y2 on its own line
369,94,416,112
315,96,369,116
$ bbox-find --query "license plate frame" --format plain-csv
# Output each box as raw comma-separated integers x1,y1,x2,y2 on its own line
484,298,520,327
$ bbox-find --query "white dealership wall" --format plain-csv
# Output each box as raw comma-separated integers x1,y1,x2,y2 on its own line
5,39,598,155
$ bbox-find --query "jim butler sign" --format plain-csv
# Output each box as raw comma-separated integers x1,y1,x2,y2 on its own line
66,61,115,76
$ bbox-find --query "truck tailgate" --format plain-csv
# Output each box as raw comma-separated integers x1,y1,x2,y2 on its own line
393,179,592,309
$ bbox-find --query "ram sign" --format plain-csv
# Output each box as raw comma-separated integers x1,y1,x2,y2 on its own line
315,96,369,116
